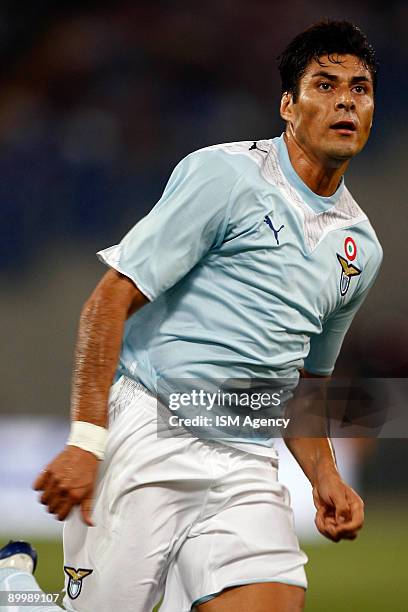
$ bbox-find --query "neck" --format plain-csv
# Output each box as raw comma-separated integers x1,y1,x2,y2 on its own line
284,130,349,197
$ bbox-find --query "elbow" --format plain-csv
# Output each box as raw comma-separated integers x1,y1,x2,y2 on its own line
81,270,148,322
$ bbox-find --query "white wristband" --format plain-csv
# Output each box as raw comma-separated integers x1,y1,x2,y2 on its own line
67,421,108,460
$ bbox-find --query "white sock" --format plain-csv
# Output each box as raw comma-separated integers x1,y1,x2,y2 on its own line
0,568,63,611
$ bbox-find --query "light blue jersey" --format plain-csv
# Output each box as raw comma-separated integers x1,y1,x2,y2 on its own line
98,134,382,453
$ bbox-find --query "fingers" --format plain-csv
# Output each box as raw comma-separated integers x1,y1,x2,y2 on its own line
313,480,365,543
315,510,341,542
38,473,69,505
41,486,92,524
332,490,364,539
34,468,93,525
334,494,351,525
315,501,364,542
314,510,328,537
33,469,50,491
40,479,68,505
317,516,361,541
55,500,75,521
347,493,365,530
39,479,74,519
80,497,94,527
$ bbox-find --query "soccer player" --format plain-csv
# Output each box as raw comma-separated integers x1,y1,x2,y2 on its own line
1,19,382,612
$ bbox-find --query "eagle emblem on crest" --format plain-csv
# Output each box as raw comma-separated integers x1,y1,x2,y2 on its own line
64,566,93,599
336,253,362,296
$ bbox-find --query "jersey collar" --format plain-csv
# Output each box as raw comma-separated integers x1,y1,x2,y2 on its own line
274,133,345,214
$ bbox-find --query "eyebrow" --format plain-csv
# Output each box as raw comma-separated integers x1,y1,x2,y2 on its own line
311,70,371,85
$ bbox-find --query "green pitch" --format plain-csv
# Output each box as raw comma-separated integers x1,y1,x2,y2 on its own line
18,503,408,611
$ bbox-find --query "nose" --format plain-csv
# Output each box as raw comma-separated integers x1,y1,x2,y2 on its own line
335,92,356,112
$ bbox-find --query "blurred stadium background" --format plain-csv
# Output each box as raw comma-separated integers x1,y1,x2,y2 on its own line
0,1,406,610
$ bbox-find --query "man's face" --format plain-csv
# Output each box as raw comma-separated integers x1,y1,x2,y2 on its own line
280,54,375,164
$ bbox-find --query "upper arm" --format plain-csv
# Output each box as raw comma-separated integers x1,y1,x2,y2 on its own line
303,292,368,376
304,243,383,376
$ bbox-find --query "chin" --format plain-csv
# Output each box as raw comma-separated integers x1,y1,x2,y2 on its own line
326,143,360,162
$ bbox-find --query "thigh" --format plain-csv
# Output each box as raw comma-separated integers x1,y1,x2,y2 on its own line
63,478,209,612
161,451,308,612
63,487,164,611
196,582,305,612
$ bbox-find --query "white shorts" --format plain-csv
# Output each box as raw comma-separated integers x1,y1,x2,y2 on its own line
63,376,307,612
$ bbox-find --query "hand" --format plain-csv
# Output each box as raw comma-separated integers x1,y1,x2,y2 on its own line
312,469,364,542
33,446,100,526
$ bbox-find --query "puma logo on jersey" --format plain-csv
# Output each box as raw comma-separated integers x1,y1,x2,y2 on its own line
264,215,284,245
337,253,362,296
64,567,93,599
249,141,268,153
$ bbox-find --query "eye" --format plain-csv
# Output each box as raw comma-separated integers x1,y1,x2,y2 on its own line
352,85,367,94
318,82,333,91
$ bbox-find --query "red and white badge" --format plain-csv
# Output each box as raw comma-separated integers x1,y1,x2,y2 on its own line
344,236,357,261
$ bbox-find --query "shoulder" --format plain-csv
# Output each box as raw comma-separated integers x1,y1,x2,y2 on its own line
181,139,272,178
341,193,383,290
343,189,383,265
363,221,383,273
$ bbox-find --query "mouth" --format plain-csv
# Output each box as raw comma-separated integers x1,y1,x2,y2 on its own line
330,120,357,134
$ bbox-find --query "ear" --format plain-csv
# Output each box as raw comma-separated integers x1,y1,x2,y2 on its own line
280,91,294,123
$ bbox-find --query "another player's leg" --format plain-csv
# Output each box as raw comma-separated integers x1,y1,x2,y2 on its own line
0,541,62,612
196,582,305,611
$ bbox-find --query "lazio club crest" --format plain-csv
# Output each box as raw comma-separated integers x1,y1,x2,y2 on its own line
64,566,93,599
337,237,362,296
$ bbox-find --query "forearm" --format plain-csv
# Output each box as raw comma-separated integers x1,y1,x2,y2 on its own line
284,370,338,485
284,436,339,485
70,271,148,427
70,299,125,428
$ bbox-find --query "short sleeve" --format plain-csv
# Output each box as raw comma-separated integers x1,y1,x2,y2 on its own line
97,150,236,301
304,242,383,376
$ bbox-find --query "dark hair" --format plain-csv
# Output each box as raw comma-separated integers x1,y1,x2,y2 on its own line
278,20,378,101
